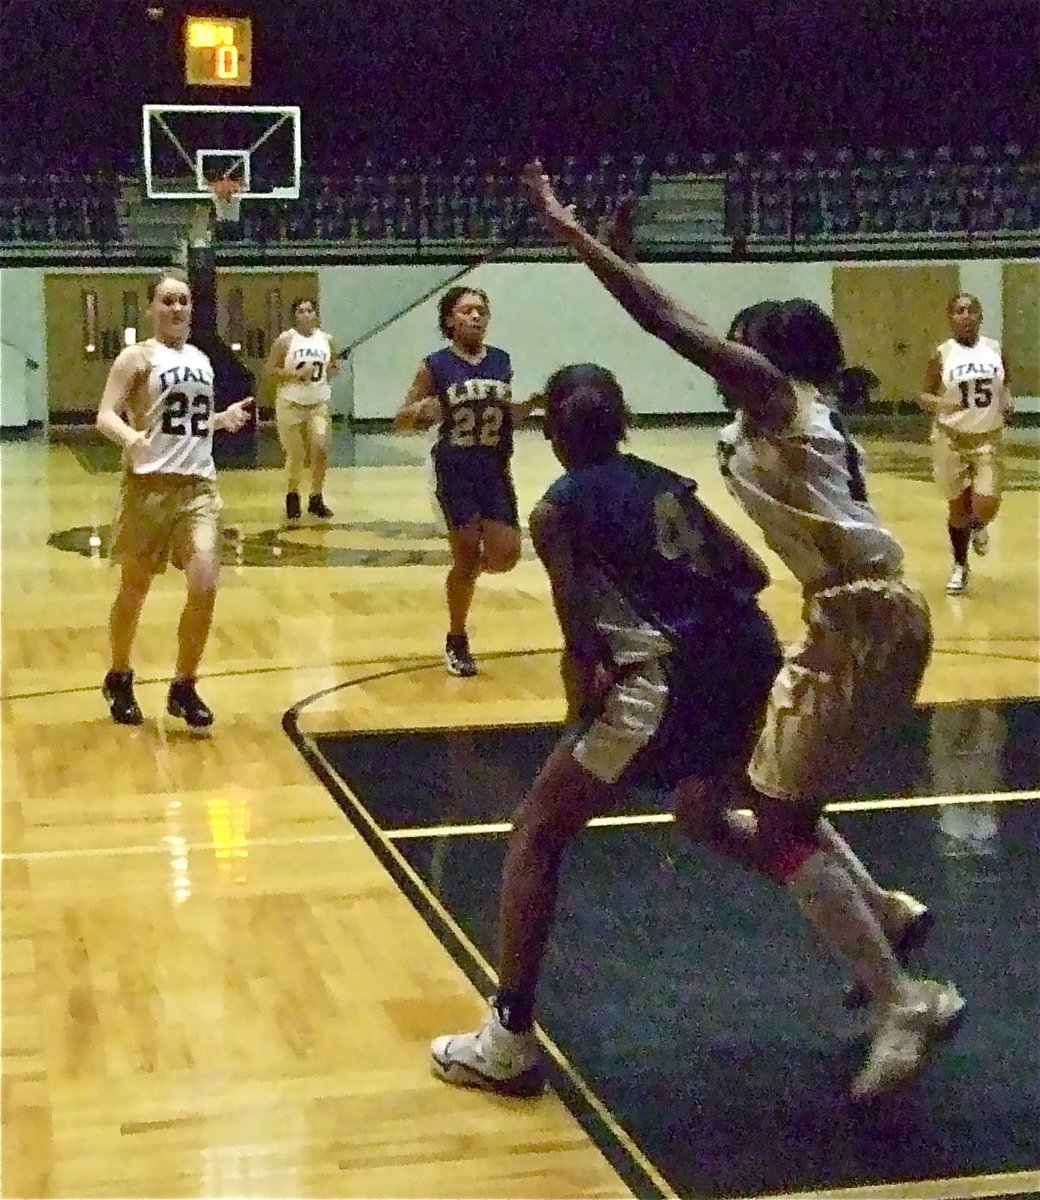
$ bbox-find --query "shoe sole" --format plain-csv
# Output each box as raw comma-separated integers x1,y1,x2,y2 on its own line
430,1052,544,1097
102,685,143,726
844,907,936,1010
445,658,478,678
850,994,966,1103
166,701,214,729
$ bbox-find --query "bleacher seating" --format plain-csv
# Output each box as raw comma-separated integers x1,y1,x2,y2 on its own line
1,145,1036,253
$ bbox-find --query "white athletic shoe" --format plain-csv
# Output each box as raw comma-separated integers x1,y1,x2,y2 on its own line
430,1005,544,1097
851,979,965,1102
971,525,990,556
946,564,969,594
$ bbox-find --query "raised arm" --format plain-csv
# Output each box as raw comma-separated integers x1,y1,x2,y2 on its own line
521,161,794,429
95,346,149,451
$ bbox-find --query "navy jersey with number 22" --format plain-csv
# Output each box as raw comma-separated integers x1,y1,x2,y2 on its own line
426,345,514,462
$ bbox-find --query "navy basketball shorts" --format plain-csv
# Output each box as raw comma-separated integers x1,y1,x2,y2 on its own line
433,447,519,530
567,606,783,789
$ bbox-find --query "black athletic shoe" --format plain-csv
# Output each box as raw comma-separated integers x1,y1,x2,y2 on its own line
286,492,302,520
102,669,143,725
445,634,478,677
167,679,214,728
308,493,333,518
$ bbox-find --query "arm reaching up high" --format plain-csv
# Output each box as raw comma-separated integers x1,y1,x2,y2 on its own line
520,161,795,430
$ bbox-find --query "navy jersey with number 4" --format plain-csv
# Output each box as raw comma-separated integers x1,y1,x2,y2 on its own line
541,454,770,661
426,345,514,462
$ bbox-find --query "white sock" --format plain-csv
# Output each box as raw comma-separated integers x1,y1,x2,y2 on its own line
787,850,909,1005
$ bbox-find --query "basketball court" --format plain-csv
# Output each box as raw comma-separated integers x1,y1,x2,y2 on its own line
2,90,1040,1200
3,412,1038,1198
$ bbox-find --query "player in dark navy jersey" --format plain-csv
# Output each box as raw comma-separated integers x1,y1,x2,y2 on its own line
396,287,539,676
430,363,784,1096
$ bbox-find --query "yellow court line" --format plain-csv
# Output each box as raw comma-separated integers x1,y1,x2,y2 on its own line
751,1167,1040,1199
1,832,354,861
385,790,1040,840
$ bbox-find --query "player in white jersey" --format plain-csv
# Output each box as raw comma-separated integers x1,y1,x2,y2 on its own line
264,298,339,520
919,293,1013,594
522,162,964,1101
95,267,253,727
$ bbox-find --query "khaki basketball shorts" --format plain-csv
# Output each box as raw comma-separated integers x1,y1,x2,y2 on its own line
748,578,932,805
109,472,222,574
276,397,330,442
932,424,1004,502
568,604,782,788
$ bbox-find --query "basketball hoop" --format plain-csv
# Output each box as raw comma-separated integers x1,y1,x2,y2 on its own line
209,177,244,223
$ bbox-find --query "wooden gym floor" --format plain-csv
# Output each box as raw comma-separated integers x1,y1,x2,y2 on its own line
2,420,1038,1199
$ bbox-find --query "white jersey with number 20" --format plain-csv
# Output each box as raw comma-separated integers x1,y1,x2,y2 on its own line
277,330,332,406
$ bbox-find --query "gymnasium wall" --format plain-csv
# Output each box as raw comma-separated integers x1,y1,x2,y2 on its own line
0,268,47,425
334,257,1038,417
1,258,1038,426
338,260,833,418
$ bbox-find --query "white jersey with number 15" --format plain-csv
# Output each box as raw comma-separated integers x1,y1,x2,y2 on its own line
935,335,1007,435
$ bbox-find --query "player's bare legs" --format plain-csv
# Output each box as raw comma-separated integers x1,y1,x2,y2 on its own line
430,743,617,1096
174,547,219,681
445,524,482,636
672,776,933,1007
109,559,154,673
168,546,219,728
103,558,154,725
497,744,615,994
947,490,974,592
479,519,521,573
444,524,482,676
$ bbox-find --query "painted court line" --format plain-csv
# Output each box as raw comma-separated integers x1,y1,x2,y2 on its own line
1,832,353,861
753,1166,1040,1199
384,790,1040,840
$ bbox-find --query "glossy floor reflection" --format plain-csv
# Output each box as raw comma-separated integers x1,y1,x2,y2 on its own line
307,699,1040,1199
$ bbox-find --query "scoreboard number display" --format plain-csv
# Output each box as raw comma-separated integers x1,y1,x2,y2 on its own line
184,16,252,87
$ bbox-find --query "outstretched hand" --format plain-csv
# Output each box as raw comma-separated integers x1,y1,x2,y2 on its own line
220,397,253,433
520,160,580,237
